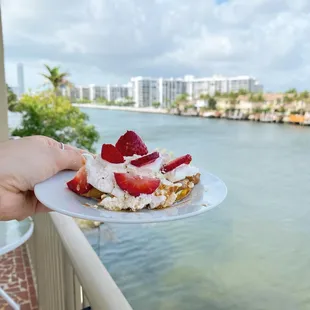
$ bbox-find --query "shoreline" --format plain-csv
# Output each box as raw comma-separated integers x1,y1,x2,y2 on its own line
73,103,168,115
73,103,310,127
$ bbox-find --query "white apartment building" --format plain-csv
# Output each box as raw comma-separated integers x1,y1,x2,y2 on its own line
61,86,80,101
158,78,187,108
89,85,108,101
61,74,263,107
89,84,130,101
185,75,263,99
131,77,187,108
62,84,131,102
131,77,159,107
107,84,131,102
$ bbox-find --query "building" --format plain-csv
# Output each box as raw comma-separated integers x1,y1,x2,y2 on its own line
158,78,186,108
17,63,25,96
185,75,263,99
61,74,263,107
107,84,131,102
131,77,159,107
89,85,108,101
61,86,83,101
89,84,131,102
228,76,259,94
62,83,131,102
131,77,186,108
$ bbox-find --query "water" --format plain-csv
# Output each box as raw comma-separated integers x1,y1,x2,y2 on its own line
10,109,310,309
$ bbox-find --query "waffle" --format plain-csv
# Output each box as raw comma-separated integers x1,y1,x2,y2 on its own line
82,172,201,211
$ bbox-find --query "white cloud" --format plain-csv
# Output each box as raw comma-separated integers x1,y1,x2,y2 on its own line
3,0,310,91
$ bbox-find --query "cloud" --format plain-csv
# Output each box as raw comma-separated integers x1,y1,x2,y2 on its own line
3,0,310,91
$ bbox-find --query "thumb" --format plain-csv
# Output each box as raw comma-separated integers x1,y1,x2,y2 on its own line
53,146,85,172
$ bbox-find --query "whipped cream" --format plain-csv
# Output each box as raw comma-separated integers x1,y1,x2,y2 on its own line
165,164,199,183
85,155,126,197
84,151,199,211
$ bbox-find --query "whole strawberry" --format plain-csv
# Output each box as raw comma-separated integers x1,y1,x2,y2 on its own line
115,131,148,156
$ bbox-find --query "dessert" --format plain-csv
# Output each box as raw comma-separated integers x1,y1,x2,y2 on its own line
67,130,200,211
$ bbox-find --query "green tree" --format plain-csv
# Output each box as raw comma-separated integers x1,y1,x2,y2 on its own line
11,91,99,152
283,95,294,104
249,93,265,103
199,93,209,100
285,88,298,95
228,92,239,108
238,89,248,96
41,65,71,92
298,90,309,100
76,98,92,104
173,93,189,115
7,84,18,111
208,97,217,110
152,102,160,108
96,97,107,104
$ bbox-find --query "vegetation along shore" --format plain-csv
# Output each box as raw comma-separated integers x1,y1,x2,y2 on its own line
74,88,310,127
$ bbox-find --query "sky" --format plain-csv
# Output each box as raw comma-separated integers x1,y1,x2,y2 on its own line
2,0,310,92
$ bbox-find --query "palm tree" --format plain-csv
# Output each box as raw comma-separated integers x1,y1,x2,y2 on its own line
214,91,222,98
228,91,239,109
296,90,310,111
249,93,265,103
199,93,210,100
283,95,294,104
173,93,189,115
41,65,71,92
238,89,248,96
285,88,298,95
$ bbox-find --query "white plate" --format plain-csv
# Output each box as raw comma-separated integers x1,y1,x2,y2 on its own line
34,170,227,224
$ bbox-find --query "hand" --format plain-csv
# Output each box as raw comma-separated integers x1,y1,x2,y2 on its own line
0,136,84,221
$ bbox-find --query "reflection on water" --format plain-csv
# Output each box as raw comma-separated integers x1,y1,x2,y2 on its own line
10,109,310,309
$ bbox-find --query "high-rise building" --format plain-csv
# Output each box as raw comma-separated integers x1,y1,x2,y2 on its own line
131,77,159,107
17,63,25,96
61,74,263,107
185,75,262,99
107,84,130,102
158,78,187,108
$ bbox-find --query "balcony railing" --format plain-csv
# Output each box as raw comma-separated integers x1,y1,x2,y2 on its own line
27,213,133,310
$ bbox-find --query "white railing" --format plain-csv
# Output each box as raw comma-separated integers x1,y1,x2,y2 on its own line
27,213,133,310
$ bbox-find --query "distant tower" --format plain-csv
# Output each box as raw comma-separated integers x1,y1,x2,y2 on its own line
17,63,24,96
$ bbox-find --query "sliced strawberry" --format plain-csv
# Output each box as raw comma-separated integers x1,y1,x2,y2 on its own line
115,130,148,156
131,152,160,167
114,173,160,197
67,166,93,195
161,154,192,173
101,144,125,163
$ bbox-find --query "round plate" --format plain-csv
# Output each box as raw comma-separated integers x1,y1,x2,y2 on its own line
0,217,34,256
34,170,227,224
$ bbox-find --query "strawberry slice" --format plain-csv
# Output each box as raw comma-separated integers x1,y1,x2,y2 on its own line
114,173,160,197
115,131,148,156
161,154,192,173
131,152,160,167
67,166,93,195
101,144,125,163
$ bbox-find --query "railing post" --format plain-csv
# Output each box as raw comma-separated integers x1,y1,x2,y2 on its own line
29,213,82,310
0,7,9,142
28,213,133,310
